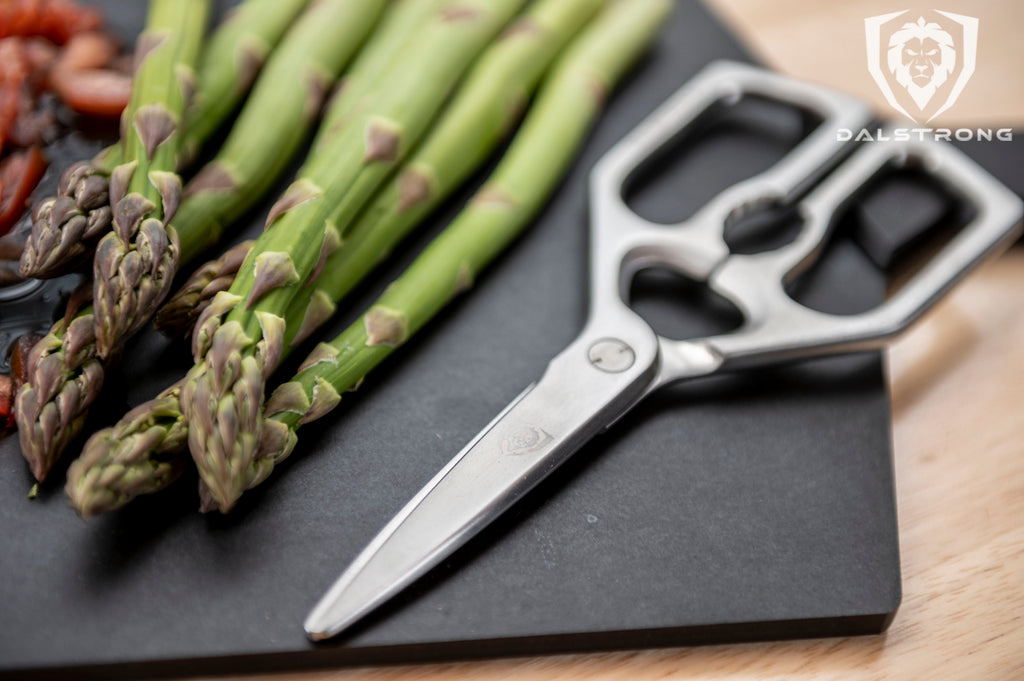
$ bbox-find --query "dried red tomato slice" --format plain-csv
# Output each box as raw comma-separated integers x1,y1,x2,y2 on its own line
0,146,48,236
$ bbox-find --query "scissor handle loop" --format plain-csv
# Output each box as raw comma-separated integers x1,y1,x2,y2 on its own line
699,135,1024,370
588,60,873,317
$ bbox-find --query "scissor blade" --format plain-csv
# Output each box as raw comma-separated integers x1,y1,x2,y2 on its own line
304,332,656,641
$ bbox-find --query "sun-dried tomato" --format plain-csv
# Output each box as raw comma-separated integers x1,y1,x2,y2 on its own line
0,375,13,430
49,32,129,117
0,1,116,242
0,0,103,45
10,333,41,387
0,146,48,236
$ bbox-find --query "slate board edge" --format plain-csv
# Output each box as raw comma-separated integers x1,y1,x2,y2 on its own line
0,609,898,681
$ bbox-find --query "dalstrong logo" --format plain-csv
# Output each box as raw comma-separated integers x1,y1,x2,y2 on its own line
865,10,978,122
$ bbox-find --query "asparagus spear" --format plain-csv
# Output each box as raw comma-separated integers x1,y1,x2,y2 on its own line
180,0,311,163
66,381,188,517
184,0,528,513
15,307,103,482
259,0,672,480
91,0,210,359
8,0,208,483
22,0,386,485
19,0,304,280
68,0,603,516
310,0,448,155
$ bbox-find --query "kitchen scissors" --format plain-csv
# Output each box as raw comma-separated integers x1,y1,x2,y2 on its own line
305,61,1023,641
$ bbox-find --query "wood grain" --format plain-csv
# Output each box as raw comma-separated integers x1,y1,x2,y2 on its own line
186,3,1024,680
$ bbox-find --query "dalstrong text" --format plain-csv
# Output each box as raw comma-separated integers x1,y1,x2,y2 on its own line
837,128,1013,142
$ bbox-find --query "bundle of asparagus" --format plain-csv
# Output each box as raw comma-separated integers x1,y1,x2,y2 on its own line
181,0,529,513
17,0,385,482
65,0,672,516
13,0,210,483
62,0,455,511
68,0,613,515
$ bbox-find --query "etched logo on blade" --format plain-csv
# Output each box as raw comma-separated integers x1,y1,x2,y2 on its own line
501,426,552,456
865,10,978,122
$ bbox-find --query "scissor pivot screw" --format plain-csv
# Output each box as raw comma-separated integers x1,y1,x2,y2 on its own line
588,339,635,373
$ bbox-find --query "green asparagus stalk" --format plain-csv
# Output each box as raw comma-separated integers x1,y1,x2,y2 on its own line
12,0,208,484
310,0,448,155
66,381,188,517
180,0,311,162
183,0,528,513
91,0,210,359
24,0,386,486
67,0,599,515
19,0,304,279
259,0,673,480
15,307,103,482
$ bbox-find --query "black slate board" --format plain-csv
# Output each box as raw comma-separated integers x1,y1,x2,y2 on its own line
5,0,1003,677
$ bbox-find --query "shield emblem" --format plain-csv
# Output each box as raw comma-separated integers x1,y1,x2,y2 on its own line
865,10,978,123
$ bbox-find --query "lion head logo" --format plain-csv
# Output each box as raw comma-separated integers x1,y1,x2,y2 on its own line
888,17,956,111
865,10,978,123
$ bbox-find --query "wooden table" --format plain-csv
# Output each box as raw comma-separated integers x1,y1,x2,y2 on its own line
188,3,1024,679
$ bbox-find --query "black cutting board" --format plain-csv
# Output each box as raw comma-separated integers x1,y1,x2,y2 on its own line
6,0,1006,677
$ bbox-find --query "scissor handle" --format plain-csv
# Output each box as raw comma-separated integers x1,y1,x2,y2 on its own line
583,60,1023,391
687,135,1023,371
588,59,874,314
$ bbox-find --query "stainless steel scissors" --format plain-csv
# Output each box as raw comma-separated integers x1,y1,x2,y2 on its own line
304,61,1023,641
